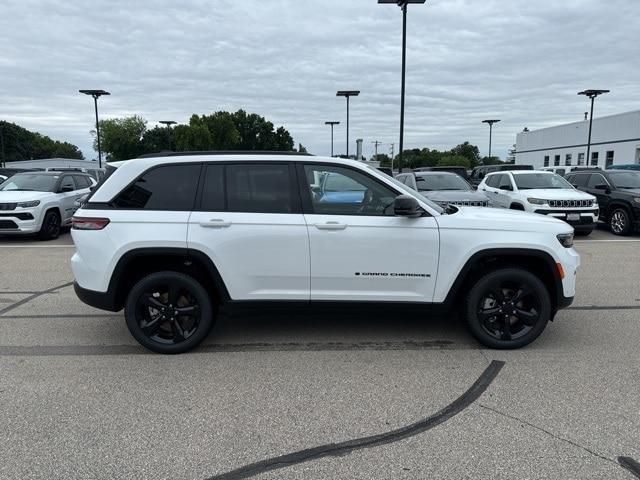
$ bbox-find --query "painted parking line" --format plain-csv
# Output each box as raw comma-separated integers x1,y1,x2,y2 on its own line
0,244,75,248
575,239,640,243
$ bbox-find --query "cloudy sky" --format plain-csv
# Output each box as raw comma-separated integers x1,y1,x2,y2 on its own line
1,0,639,161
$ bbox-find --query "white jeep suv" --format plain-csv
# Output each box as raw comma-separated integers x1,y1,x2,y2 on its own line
0,171,95,240
478,170,598,235
71,153,579,353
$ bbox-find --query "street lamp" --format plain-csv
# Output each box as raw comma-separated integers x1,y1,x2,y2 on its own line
159,120,177,150
324,121,340,157
378,0,426,171
336,90,360,157
79,89,110,168
482,119,500,161
578,89,609,166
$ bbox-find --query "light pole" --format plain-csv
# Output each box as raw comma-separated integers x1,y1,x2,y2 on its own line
578,89,609,165
372,140,382,160
79,89,110,168
378,0,426,172
324,121,340,157
159,120,177,150
482,119,500,161
336,90,360,157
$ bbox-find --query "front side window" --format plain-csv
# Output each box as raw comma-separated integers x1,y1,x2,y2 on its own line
498,175,513,190
113,164,200,210
59,176,76,191
485,174,501,188
513,173,573,190
304,164,397,216
587,174,609,189
226,163,293,213
568,174,590,187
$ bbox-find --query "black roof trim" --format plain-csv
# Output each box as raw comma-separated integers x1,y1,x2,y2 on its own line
137,150,313,159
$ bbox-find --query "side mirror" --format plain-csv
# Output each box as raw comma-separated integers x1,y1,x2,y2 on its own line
60,185,74,193
394,195,422,217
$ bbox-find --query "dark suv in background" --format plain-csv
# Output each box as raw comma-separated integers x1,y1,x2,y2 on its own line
566,169,640,235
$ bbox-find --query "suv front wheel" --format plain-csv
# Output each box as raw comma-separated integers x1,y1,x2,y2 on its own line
125,271,215,354
465,268,551,349
609,208,632,236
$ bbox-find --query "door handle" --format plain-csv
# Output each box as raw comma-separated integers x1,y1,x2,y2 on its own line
315,222,347,230
199,219,232,228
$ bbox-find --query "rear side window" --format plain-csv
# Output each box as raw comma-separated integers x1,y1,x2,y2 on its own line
113,164,200,210
225,164,293,213
200,164,225,211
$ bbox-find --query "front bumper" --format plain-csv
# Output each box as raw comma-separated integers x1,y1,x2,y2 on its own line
533,208,598,229
0,210,41,234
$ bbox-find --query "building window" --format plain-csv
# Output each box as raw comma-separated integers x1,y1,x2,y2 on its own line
577,152,585,165
554,155,560,166
606,150,614,168
543,155,549,167
565,154,572,166
591,151,599,166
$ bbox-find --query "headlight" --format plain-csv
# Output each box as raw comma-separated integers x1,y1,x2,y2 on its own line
557,233,574,248
527,197,547,205
17,200,40,208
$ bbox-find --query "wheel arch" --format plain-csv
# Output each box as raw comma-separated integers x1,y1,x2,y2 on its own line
107,247,230,311
443,248,563,314
509,202,525,210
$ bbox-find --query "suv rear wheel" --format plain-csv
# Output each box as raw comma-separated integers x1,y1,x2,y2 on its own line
125,271,215,354
465,268,550,349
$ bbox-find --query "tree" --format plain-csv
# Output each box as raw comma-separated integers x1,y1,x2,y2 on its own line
0,120,83,162
438,155,470,168
95,115,147,161
481,156,504,165
450,142,480,168
372,153,391,166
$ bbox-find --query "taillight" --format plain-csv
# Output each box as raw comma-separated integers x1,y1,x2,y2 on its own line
72,217,110,230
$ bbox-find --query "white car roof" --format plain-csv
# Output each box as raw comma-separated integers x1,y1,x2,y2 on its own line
486,170,553,176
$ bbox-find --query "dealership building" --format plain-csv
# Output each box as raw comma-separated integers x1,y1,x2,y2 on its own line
514,110,640,169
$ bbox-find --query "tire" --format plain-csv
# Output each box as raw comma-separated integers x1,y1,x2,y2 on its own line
38,210,61,240
465,268,551,349
125,271,215,354
609,208,632,236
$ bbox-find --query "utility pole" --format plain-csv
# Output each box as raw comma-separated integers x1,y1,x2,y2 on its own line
372,140,382,159
389,143,395,172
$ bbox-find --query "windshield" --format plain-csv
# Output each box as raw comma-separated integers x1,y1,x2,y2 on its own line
0,174,58,192
513,173,573,190
415,174,471,191
367,167,445,214
609,172,640,189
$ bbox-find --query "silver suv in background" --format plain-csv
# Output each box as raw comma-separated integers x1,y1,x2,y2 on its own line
396,171,490,207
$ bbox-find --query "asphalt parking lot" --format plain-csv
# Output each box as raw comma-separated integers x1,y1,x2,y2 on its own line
1,228,639,480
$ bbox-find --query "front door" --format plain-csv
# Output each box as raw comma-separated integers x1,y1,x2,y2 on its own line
299,163,439,302
188,162,310,301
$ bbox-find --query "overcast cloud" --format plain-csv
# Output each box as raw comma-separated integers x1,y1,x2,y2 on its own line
1,0,639,160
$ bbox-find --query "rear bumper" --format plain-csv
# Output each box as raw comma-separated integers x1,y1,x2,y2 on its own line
74,282,120,312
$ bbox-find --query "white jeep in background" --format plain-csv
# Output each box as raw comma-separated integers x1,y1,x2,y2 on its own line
71,153,579,353
478,170,599,235
0,171,95,240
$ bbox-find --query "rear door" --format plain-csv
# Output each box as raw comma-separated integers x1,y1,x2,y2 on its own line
187,162,310,301
299,163,439,302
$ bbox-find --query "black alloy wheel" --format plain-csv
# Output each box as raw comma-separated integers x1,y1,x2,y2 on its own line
38,210,61,240
609,208,631,236
466,268,551,349
125,271,214,354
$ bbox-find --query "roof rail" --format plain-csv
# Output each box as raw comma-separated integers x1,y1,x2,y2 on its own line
137,150,313,159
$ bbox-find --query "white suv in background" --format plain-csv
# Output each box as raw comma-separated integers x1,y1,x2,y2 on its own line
478,170,599,235
0,171,95,240
71,153,579,353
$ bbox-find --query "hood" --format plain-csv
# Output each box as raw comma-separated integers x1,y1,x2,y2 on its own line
516,188,594,200
0,191,53,202
435,205,572,234
618,188,640,195
420,190,489,203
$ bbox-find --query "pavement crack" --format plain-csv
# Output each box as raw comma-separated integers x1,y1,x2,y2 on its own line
478,403,615,465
